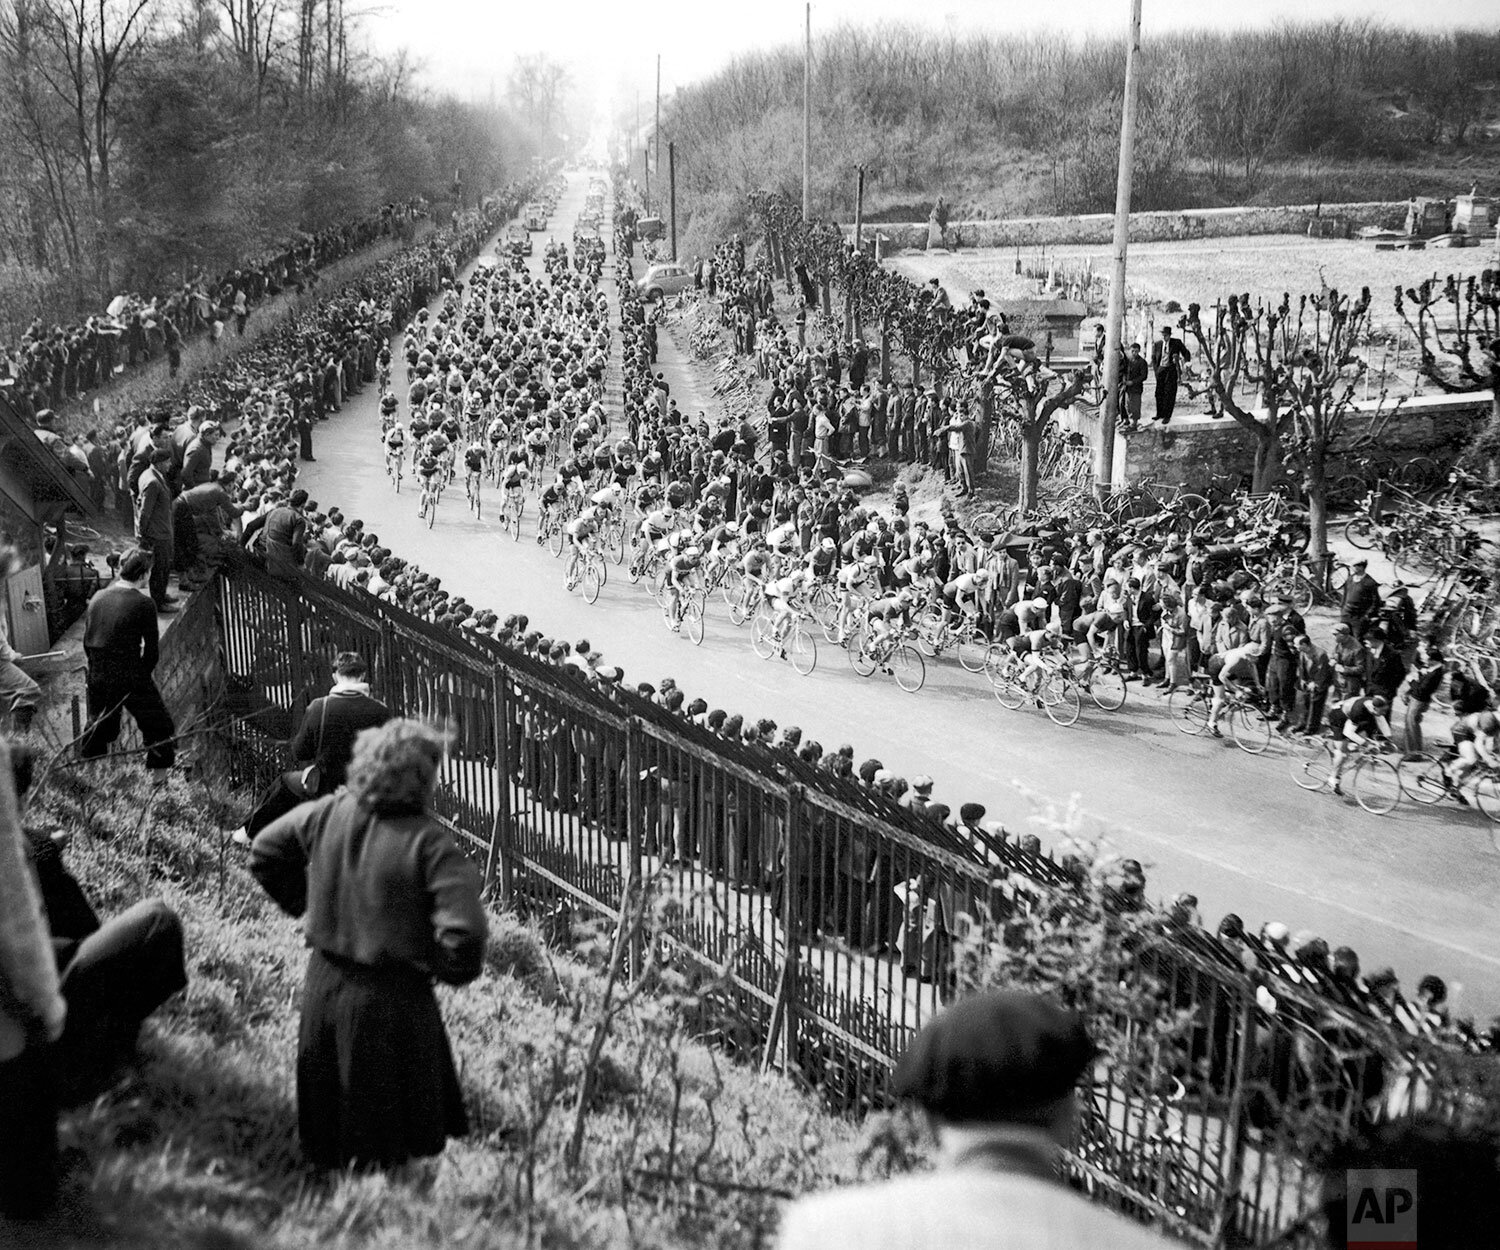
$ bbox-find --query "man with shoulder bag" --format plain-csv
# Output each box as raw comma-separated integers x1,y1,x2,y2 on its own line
230,652,390,847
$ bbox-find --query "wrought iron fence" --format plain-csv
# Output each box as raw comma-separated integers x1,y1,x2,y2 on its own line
202,564,1471,1246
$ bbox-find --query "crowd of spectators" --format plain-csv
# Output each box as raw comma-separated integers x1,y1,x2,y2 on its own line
0,201,427,417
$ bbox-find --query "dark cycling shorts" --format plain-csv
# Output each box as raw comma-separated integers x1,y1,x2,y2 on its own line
1207,654,1226,683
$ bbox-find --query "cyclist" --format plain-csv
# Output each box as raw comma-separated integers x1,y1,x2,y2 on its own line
864,585,921,645
379,392,400,432
422,426,451,486
462,440,487,504
767,513,801,560
1206,640,1264,738
564,505,603,591
943,568,993,627
525,420,550,472
664,544,704,631
415,449,443,520
835,554,880,642
1448,708,1500,801
383,422,407,479
1004,622,1065,698
1325,694,1393,796
765,566,811,652
499,457,529,520
634,499,678,573
407,410,430,467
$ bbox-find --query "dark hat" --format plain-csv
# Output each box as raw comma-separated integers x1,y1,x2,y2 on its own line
893,991,1096,1122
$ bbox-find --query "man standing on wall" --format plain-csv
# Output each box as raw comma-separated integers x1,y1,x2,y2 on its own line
1150,326,1190,425
1120,342,1149,430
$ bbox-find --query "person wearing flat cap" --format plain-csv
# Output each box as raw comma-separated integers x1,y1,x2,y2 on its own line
776,991,1176,1250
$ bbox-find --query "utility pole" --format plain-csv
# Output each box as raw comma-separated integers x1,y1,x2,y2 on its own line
643,146,650,215
802,3,811,222
655,54,662,208
854,164,865,251
668,141,677,261
1096,0,1142,500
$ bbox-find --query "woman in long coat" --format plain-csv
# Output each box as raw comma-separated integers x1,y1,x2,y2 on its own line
250,719,487,1170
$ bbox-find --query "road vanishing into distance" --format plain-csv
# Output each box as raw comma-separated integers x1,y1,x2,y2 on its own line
300,173,1500,1017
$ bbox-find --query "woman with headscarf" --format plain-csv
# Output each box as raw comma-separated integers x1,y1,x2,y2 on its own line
250,719,486,1171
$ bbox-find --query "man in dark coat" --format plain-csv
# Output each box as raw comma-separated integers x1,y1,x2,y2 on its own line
1363,627,1408,705
231,651,392,846
79,548,175,777
1150,327,1190,424
1340,558,1381,640
242,488,308,582
133,447,177,611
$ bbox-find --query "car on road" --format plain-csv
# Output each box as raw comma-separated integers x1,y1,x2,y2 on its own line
506,224,532,255
637,261,694,302
524,203,547,231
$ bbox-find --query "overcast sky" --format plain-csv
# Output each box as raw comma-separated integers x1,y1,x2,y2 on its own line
368,0,1497,122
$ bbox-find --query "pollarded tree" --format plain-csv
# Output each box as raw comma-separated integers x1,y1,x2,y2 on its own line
1182,295,1291,494
994,365,1089,514
1394,272,1500,395
1273,286,1395,566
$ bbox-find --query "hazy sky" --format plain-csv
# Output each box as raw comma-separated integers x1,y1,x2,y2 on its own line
367,0,1497,121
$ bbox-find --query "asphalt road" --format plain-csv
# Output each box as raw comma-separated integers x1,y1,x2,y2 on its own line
297,173,1500,1018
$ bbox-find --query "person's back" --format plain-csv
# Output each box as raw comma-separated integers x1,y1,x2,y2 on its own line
778,1157,1177,1250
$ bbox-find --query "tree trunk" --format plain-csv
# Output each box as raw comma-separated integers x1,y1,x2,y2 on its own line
843,288,853,341
1306,443,1329,566
879,315,892,386
977,387,995,477
1249,425,1278,494
1019,424,1043,513
766,230,781,279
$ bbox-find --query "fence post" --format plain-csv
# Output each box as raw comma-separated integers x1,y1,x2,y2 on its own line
378,617,399,714
283,583,308,716
1210,987,1261,1247
484,665,513,903
763,782,802,1076
624,715,645,973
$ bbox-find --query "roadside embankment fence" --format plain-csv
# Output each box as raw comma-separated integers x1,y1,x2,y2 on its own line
184,563,1483,1246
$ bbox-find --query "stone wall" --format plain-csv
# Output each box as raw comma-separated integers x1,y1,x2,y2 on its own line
1110,392,1492,492
868,201,1410,252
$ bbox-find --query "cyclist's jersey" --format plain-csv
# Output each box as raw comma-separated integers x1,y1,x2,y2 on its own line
409,415,429,440
837,562,873,592
1335,696,1385,737
952,571,991,598
566,515,599,540
487,418,510,445
424,433,450,458
589,486,621,510
741,549,772,580
670,553,701,579
440,419,462,443
767,572,805,602
867,594,914,622
1006,628,1053,655
384,427,406,450
526,429,549,456
643,508,675,539
416,454,441,479
1454,710,1500,745
464,445,486,472
539,483,562,508
768,521,799,552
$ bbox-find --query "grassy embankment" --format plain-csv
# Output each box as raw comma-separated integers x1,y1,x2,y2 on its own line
4,758,864,1250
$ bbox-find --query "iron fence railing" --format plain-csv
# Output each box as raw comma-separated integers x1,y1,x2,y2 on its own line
199,564,1477,1246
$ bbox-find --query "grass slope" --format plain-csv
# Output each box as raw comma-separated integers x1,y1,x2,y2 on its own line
3,759,861,1250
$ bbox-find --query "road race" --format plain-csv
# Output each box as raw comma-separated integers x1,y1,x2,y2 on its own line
3,5,1499,1248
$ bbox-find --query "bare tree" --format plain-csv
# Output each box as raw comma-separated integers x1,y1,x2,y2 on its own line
993,366,1089,514
507,52,568,139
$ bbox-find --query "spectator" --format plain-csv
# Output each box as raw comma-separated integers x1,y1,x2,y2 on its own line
1340,558,1381,640
79,548,176,780
775,991,1175,1249
134,445,179,611
249,719,487,1170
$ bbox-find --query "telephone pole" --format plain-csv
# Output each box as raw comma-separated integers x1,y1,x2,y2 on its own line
854,164,865,250
802,3,811,222
668,141,677,261
654,55,662,207
1096,0,1142,500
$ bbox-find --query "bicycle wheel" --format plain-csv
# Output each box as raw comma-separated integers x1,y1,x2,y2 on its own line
683,597,705,646
847,628,878,677
1399,753,1449,806
957,632,990,673
1343,517,1375,549
1352,756,1402,815
729,587,755,627
427,498,436,529
1290,738,1335,790
1087,663,1128,711
1229,704,1272,755
788,625,817,675
1475,775,1500,826
891,644,925,693
751,612,777,659
549,519,565,556
605,523,624,565
650,567,671,606
511,501,523,540
1167,687,1209,735
993,670,1027,710
582,560,603,604
1041,672,1081,726
915,608,943,658
719,565,743,609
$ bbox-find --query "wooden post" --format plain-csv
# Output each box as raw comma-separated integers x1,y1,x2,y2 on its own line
762,784,803,1075
802,3,811,223
642,146,650,215
624,716,645,972
1096,0,1142,500
668,140,677,262
854,164,865,251
484,667,513,902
